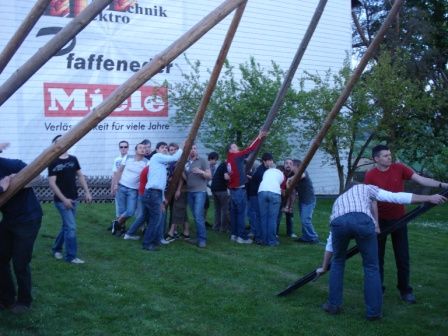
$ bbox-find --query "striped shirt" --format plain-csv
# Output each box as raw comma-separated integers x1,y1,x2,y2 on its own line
330,184,413,224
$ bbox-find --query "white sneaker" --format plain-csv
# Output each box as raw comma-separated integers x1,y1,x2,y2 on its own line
54,252,63,260
230,235,237,242
124,233,140,240
160,238,172,245
290,233,298,238
70,258,85,264
236,237,253,244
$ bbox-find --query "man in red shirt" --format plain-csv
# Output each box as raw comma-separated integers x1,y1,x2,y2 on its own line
364,144,448,303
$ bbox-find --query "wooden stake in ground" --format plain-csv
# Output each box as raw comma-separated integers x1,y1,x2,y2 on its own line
0,0,113,106
0,0,52,74
165,1,248,204
245,0,329,171
284,0,405,199
0,0,247,207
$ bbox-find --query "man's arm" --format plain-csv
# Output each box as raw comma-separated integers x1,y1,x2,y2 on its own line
111,165,124,195
77,170,92,202
0,175,11,193
48,175,73,209
411,173,448,189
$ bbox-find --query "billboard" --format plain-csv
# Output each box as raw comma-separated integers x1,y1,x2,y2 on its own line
0,0,351,193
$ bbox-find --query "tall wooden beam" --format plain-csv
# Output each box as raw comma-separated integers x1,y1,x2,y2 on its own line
165,1,248,204
0,0,113,106
285,0,405,198
0,0,247,207
0,0,52,74
245,0,328,171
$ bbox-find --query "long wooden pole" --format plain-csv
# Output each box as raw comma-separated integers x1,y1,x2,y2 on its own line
0,0,52,74
284,0,404,198
0,0,113,106
165,1,248,204
245,0,328,171
0,0,247,207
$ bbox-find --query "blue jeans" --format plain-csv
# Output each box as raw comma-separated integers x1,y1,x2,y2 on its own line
229,188,247,239
116,184,138,218
247,195,261,241
329,212,382,318
299,199,318,241
53,201,78,262
127,196,146,235
258,191,281,246
141,189,163,249
188,191,207,244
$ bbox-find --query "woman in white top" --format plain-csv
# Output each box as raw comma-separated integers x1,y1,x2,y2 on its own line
258,155,284,246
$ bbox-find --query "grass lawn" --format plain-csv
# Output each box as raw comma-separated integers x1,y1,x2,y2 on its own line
1,199,447,336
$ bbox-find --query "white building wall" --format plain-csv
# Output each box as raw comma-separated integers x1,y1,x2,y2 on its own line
0,0,351,194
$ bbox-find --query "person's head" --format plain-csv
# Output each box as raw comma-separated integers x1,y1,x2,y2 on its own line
140,139,151,155
156,141,168,154
52,134,62,143
284,158,293,172
118,140,129,156
227,143,239,153
372,144,392,168
189,144,199,159
168,143,179,155
135,143,146,156
208,151,219,164
292,159,302,173
261,152,274,168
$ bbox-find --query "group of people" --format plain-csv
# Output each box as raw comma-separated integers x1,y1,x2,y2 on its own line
318,145,447,321
108,131,320,251
1,139,446,319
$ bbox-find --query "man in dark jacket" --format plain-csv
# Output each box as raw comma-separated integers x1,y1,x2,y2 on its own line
0,145,43,314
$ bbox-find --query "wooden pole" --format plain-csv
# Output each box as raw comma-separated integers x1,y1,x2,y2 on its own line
164,1,248,204
284,0,405,199
245,0,328,172
0,0,113,106
0,0,52,74
0,0,247,207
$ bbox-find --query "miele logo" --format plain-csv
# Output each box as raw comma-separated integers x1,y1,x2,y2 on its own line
44,83,168,117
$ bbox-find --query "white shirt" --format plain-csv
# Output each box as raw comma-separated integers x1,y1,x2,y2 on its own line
258,168,284,194
112,154,127,173
119,156,147,189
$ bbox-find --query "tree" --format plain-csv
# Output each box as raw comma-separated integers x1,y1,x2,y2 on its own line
169,56,300,160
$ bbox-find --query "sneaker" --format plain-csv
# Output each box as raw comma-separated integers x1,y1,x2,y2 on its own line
124,233,140,240
111,220,119,235
400,292,416,304
198,241,206,248
230,235,237,242
53,252,63,260
10,304,30,315
160,238,172,245
165,234,176,242
181,233,190,240
142,245,159,252
70,258,85,264
236,237,253,244
322,302,342,315
289,233,298,238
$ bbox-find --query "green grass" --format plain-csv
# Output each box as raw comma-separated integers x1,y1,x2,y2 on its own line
1,199,447,336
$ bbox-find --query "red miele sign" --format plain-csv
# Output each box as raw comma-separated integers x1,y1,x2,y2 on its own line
44,83,168,117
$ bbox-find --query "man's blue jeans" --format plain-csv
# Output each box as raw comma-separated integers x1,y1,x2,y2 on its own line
229,188,247,239
329,212,382,318
116,184,138,218
299,199,319,241
53,201,78,262
188,191,207,244
247,195,261,241
127,195,146,235
141,189,163,249
258,191,281,246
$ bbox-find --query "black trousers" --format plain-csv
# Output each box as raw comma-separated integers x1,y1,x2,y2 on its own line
0,217,41,306
378,219,412,295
